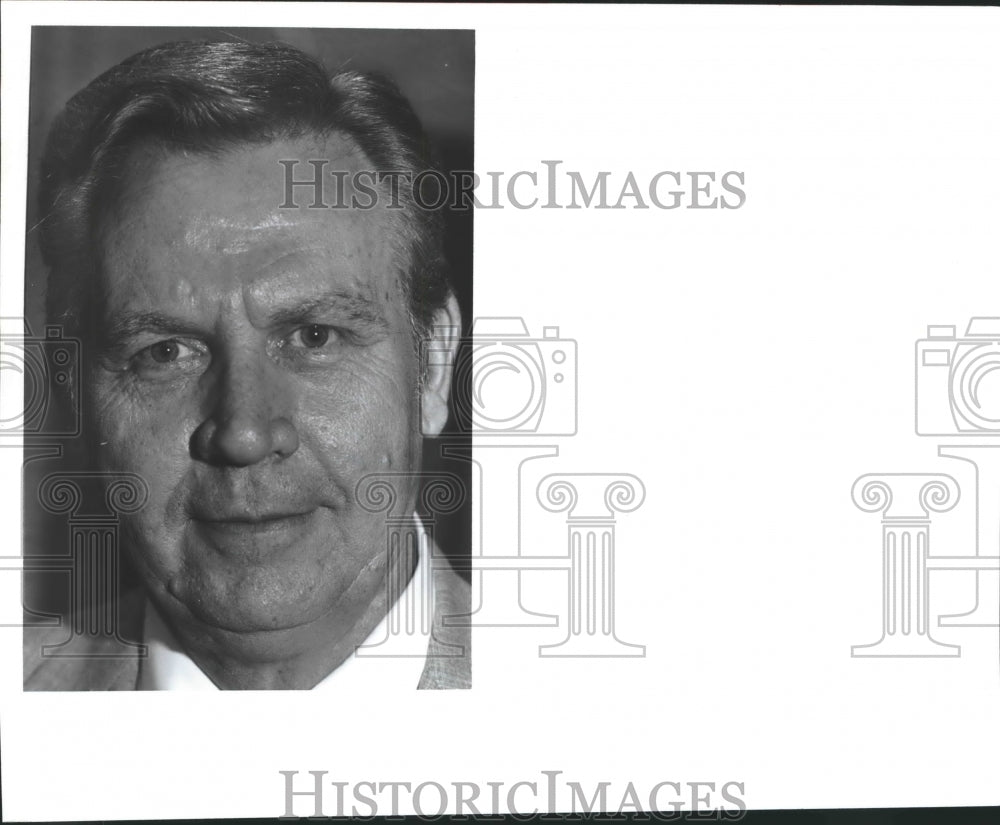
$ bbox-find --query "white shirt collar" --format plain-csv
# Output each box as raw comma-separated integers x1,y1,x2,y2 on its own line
139,514,431,690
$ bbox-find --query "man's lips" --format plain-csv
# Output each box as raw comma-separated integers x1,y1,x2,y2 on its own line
190,509,321,547
195,510,315,524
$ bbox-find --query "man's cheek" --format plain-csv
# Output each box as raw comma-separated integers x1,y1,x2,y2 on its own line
302,375,414,457
91,387,192,472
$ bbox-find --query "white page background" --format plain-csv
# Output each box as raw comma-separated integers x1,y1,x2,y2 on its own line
1,2,998,819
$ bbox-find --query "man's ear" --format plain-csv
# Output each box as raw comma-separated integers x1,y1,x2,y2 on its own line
420,293,462,437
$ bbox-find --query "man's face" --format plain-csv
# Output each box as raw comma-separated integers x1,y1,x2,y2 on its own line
89,135,447,655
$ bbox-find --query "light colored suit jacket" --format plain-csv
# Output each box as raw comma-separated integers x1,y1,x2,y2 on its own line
24,553,471,691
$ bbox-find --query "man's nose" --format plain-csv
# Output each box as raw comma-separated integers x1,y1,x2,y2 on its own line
191,351,299,466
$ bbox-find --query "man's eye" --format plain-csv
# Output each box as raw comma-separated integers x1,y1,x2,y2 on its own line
148,340,185,363
288,325,338,349
131,339,203,375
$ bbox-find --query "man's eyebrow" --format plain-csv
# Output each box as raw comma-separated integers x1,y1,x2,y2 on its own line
103,312,207,345
268,290,389,330
102,291,391,346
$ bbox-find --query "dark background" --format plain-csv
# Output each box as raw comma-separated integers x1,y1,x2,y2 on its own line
22,27,474,615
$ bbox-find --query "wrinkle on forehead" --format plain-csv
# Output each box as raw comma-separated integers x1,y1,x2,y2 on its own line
183,213,298,255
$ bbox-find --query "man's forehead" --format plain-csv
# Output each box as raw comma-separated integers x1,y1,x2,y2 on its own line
98,133,411,319
111,132,379,229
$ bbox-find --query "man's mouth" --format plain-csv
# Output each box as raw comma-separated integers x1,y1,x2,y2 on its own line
190,509,321,550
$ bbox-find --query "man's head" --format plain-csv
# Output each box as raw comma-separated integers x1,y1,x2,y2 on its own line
40,39,454,356
37,40,460,675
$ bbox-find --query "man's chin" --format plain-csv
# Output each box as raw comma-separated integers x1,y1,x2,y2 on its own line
180,592,330,637
161,595,346,665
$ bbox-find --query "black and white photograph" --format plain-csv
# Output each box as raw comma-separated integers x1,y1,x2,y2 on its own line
1,3,997,823
17,26,475,692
